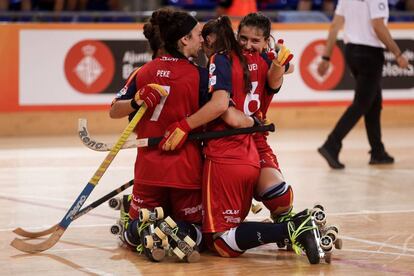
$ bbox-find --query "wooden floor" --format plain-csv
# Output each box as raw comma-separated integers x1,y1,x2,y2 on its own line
1,127,414,276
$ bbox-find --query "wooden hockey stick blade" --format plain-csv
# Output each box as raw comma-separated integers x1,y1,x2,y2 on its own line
79,118,275,151
13,224,58,239
10,227,65,253
12,106,147,253
78,118,137,152
13,179,134,238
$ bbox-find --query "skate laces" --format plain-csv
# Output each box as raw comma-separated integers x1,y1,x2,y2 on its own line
120,195,132,228
273,209,295,223
133,221,150,255
287,213,317,256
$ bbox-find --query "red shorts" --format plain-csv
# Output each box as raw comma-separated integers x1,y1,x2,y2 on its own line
129,183,202,224
202,159,259,233
253,133,280,170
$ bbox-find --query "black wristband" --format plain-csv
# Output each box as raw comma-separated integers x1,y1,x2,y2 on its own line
322,56,330,61
284,62,290,73
130,99,140,110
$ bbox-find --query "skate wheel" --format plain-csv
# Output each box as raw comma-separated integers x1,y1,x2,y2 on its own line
324,252,332,264
335,238,343,250
172,247,185,259
139,208,150,223
186,250,200,263
320,235,333,252
108,198,121,210
154,207,164,220
325,225,339,234
251,203,262,214
326,229,338,242
313,204,324,211
110,223,122,235
184,235,196,248
154,227,166,240
144,235,154,249
161,237,169,248
151,248,166,262
164,216,177,229
312,209,326,225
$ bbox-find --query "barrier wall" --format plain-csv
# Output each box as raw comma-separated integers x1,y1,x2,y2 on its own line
0,23,413,135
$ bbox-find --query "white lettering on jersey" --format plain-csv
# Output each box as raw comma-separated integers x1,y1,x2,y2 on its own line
248,63,258,71
156,70,171,78
222,209,240,215
160,56,178,62
182,204,202,216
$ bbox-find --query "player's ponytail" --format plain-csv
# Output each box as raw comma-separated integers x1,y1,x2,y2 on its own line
203,16,251,93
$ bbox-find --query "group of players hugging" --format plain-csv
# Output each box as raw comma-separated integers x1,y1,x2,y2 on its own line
108,8,342,265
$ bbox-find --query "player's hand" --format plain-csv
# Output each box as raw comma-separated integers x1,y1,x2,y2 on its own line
273,39,293,67
159,119,192,151
134,83,168,109
396,54,409,69
317,60,330,77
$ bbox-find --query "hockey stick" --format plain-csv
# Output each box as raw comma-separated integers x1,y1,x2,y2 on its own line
78,118,276,151
11,105,147,253
13,179,134,238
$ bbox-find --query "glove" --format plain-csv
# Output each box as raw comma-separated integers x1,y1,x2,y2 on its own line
273,39,293,67
159,119,192,151
134,83,168,109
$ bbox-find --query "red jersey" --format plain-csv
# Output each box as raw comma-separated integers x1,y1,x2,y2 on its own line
204,51,259,168
125,55,208,189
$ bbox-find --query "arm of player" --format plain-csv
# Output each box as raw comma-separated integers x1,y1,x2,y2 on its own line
160,90,229,151
109,84,167,119
372,18,409,68
317,14,345,77
221,107,254,129
109,99,143,119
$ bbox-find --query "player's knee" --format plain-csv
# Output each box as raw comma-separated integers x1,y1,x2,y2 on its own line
260,182,294,216
212,229,244,258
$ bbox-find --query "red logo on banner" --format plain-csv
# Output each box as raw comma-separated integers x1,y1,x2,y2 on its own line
300,39,345,91
64,40,115,94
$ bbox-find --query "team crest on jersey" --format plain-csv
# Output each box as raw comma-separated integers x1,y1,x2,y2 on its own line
116,86,127,98
209,63,216,74
209,75,217,87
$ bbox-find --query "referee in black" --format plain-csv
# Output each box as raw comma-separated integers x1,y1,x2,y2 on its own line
317,0,409,169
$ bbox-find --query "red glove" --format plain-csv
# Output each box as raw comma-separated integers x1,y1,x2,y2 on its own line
134,83,168,109
159,119,192,151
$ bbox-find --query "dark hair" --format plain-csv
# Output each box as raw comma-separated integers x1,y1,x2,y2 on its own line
151,9,198,58
238,12,272,41
202,16,251,93
143,21,162,59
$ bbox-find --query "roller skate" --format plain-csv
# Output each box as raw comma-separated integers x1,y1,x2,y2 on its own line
287,209,322,264
311,204,343,263
272,209,295,251
154,216,200,263
109,194,131,237
136,207,169,262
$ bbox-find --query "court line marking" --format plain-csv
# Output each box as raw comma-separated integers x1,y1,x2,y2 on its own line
341,236,414,253
340,248,414,258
